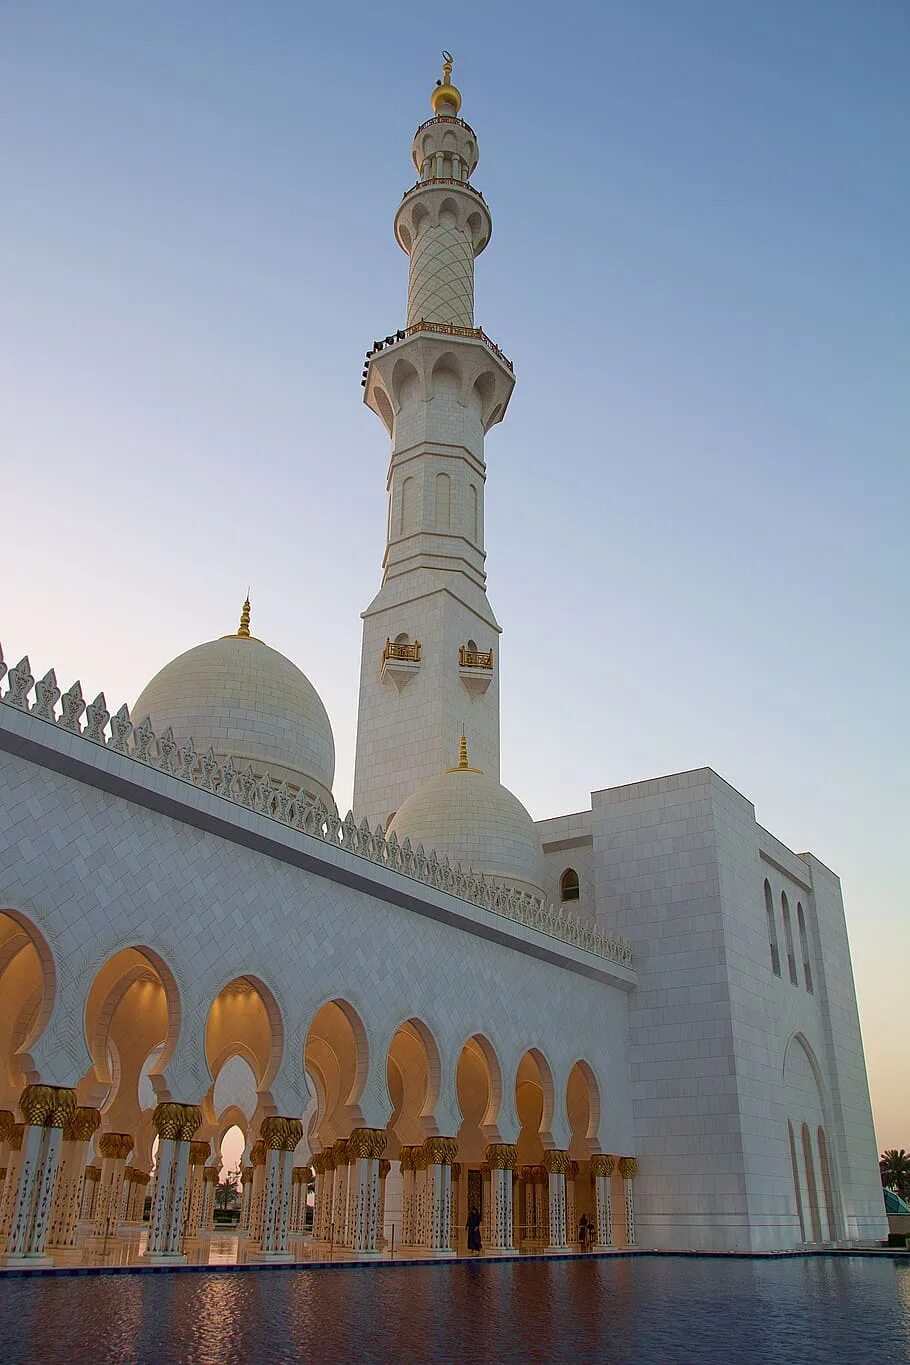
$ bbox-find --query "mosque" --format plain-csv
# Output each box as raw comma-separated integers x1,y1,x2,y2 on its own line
0,56,887,1268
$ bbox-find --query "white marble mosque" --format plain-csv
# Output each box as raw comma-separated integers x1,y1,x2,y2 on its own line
0,56,887,1270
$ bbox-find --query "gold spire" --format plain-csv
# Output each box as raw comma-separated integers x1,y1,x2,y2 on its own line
222,592,260,642
446,732,482,774
430,49,462,116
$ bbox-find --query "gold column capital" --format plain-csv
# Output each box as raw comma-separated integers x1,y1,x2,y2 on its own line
398,1144,419,1172
332,1137,351,1164
83,1164,101,1182
422,1136,458,1166
291,1165,313,1184
349,1127,387,1160
0,1109,15,1143
19,1083,78,1128
203,1166,220,1184
250,1139,267,1167
542,1148,571,1175
261,1116,304,1152
590,1153,616,1178
99,1131,134,1160
152,1102,202,1141
618,1156,638,1180
485,1143,519,1171
311,1151,328,1174
189,1140,211,1166
63,1107,101,1143
378,1159,391,1179
241,1165,254,1183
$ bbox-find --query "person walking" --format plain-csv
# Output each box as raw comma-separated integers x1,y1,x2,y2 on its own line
579,1213,590,1251
466,1206,482,1254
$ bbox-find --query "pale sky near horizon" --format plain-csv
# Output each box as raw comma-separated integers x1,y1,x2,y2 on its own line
2,3,907,1154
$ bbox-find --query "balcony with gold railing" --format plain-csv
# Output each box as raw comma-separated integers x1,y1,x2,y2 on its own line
383,639,421,664
364,323,513,376
459,646,493,669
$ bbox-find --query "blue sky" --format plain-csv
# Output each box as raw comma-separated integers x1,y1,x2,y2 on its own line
2,2,907,1147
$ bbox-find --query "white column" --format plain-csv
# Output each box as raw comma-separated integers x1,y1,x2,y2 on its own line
141,1102,202,1264
79,1165,100,1223
399,1148,417,1246
377,1160,390,1250
183,1142,210,1240
248,1141,267,1245
239,1167,253,1232
2,1086,77,1266
566,1161,578,1249
485,1144,518,1256
543,1150,569,1252
346,1128,386,1257
47,1108,100,1250
93,1132,133,1239
591,1155,615,1249
200,1167,219,1232
422,1139,457,1256
619,1157,637,1246
331,1140,349,1247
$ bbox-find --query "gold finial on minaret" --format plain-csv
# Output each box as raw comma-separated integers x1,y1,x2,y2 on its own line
431,49,462,116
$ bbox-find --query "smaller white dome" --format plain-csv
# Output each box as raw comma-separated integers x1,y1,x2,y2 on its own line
134,605,335,807
387,742,544,898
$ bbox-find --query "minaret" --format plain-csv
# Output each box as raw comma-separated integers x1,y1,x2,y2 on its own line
353,54,515,827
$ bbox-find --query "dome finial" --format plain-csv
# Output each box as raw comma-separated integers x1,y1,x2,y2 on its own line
430,49,462,116
237,592,251,638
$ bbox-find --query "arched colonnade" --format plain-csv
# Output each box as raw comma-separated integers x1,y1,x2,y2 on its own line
0,910,638,1265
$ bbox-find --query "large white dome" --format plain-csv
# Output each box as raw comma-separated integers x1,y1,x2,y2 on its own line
133,606,335,807
387,742,544,898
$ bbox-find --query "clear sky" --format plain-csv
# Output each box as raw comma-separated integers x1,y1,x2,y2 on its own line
2,3,907,1152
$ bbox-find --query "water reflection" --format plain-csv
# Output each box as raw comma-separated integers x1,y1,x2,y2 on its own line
0,1256,908,1364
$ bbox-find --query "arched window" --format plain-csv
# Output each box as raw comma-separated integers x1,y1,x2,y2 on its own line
400,476,415,535
797,903,813,994
817,1127,837,1240
469,484,479,542
560,869,580,903
435,472,451,531
764,880,781,977
781,892,798,985
801,1122,822,1241
787,1120,806,1241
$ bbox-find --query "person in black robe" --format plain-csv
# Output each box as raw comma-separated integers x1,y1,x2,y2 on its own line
466,1206,482,1253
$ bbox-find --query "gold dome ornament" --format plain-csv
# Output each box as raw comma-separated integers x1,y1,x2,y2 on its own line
430,50,462,116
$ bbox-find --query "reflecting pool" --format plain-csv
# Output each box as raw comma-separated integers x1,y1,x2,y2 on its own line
1,1255,908,1364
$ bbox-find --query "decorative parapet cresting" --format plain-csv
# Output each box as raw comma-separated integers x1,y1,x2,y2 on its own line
0,645,632,971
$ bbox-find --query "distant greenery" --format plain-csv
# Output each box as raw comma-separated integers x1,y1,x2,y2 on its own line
880,1150,910,1198
216,1168,241,1211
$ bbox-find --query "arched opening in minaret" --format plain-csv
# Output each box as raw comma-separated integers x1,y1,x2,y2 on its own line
435,472,451,531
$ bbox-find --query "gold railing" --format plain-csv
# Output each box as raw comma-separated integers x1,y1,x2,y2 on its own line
406,321,513,371
401,176,486,203
383,639,420,664
459,647,494,669
414,115,476,137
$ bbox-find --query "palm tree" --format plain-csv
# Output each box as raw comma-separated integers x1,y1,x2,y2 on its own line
216,1168,240,1212
879,1149,910,1198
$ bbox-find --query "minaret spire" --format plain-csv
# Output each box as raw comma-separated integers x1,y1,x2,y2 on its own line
353,60,515,825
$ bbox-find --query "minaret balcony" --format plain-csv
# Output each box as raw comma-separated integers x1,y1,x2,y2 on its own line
459,645,494,698
381,637,421,693
363,327,515,436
